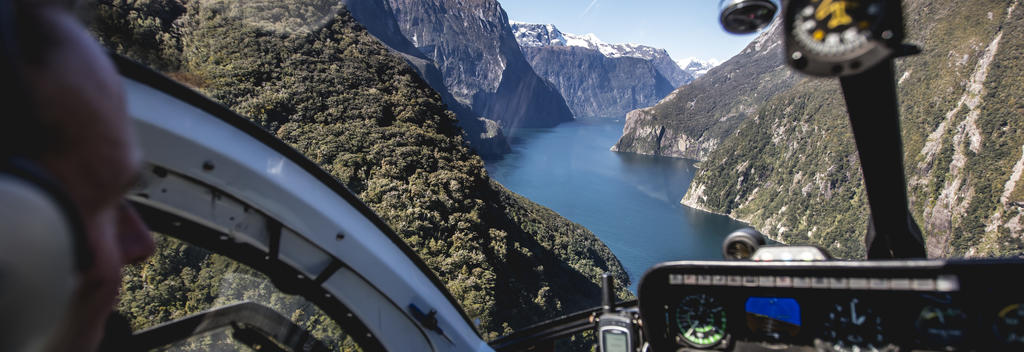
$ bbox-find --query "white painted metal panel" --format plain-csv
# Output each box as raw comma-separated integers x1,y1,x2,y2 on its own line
123,76,491,351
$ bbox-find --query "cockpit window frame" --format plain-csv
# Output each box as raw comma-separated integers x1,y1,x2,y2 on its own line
113,53,485,348
131,200,388,351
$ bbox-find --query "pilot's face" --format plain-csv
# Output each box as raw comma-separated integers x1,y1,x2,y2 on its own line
26,7,155,351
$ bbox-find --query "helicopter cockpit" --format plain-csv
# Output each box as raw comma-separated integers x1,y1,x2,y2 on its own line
3,0,1022,351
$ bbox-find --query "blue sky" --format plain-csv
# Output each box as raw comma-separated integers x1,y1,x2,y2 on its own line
499,0,762,63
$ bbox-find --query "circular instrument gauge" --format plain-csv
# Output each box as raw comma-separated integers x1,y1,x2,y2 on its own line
784,0,900,77
822,298,890,352
994,303,1024,345
719,0,778,34
916,305,967,347
674,293,728,348
790,0,879,57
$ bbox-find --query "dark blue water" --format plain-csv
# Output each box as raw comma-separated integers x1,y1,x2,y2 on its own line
485,119,748,292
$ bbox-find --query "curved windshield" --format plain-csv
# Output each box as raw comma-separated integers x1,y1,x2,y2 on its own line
87,0,1023,348
121,234,361,351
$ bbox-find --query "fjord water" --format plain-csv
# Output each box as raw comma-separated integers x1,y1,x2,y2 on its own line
485,119,748,291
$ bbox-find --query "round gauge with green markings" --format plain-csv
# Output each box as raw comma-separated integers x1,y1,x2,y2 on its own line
675,293,728,348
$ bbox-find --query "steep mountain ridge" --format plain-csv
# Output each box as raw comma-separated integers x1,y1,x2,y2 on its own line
386,0,575,132
340,0,511,157
511,22,693,87
510,22,677,119
612,20,799,160
680,0,1024,258
520,46,675,119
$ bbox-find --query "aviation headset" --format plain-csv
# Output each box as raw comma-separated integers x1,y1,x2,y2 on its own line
0,0,91,350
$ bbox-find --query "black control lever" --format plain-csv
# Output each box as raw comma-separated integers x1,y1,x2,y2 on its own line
602,273,615,313
839,59,926,259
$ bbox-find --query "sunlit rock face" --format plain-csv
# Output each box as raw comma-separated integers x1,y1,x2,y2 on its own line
511,22,694,88
387,0,575,133
511,22,685,119
342,0,510,158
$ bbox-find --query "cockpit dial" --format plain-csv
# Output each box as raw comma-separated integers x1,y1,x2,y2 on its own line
821,297,890,352
675,293,728,348
994,303,1024,346
915,300,967,348
783,0,903,76
790,0,879,57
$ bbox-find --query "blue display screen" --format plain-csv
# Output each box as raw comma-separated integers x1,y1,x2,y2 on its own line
745,297,801,326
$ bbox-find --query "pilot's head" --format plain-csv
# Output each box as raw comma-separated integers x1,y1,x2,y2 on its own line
4,1,155,351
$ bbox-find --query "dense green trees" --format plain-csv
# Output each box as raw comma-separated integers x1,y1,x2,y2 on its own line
90,0,630,345
683,80,870,258
119,235,360,350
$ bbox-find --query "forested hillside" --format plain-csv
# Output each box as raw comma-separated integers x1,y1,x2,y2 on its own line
681,0,1024,258
338,0,511,158
611,21,799,160
90,0,629,341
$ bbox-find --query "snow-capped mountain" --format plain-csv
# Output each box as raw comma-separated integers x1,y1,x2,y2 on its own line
511,21,692,87
676,57,721,78
512,21,664,60
508,21,695,118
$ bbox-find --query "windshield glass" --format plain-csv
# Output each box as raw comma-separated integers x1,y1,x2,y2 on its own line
88,0,1023,345
121,234,361,351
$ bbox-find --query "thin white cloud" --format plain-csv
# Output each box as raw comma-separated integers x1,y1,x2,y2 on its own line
580,0,599,18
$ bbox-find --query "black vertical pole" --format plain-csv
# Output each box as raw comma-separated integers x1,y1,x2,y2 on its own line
601,273,615,313
839,59,926,259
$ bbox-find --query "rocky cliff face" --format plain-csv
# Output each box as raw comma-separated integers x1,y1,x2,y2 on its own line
511,22,693,88
614,103,721,159
902,0,1024,257
649,54,693,88
680,0,1024,259
612,20,798,159
518,45,675,119
340,0,510,158
386,0,575,131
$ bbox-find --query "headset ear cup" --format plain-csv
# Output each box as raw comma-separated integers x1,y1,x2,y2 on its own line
0,174,78,352
2,2,85,349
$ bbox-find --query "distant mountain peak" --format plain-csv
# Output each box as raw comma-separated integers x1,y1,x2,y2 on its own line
676,57,721,78
510,22,660,60
511,21,694,88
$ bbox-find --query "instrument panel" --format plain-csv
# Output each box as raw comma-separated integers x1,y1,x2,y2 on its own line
637,259,1024,351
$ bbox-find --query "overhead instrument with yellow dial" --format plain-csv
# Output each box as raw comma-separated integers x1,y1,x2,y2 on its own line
784,0,906,76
